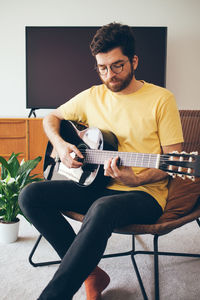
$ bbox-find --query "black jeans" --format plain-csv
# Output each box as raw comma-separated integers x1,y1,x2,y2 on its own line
19,180,162,300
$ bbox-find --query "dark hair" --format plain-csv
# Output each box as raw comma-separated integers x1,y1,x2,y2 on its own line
90,22,136,60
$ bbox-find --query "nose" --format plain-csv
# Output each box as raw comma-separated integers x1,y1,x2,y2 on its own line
106,66,116,79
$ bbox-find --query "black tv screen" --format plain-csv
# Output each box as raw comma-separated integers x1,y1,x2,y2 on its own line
26,26,167,110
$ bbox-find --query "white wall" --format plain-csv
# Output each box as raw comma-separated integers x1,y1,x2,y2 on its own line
0,0,200,117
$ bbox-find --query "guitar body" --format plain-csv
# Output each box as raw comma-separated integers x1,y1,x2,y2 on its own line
43,120,118,187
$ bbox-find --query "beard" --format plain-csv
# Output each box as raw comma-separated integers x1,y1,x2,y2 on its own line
100,65,134,92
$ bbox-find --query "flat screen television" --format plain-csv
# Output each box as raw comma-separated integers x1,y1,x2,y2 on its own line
26,26,167,111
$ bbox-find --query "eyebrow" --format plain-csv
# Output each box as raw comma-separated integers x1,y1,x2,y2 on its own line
97,59,125,67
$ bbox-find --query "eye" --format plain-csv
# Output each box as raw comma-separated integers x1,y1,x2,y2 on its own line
111,63,123,73
98,65,107,71
112,63,123,69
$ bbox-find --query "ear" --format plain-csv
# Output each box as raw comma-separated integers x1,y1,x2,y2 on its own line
132,55,138,71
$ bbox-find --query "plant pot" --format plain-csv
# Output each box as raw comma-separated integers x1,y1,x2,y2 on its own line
0,218,20,244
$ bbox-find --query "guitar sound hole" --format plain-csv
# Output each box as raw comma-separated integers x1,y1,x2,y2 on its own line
82,163,98,172
77,143,89,163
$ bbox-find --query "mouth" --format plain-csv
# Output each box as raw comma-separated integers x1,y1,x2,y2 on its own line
100,76,124,92
106,79,123,92
108,78,121,84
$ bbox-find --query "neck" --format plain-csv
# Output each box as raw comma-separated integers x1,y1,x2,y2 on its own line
117,78,144,95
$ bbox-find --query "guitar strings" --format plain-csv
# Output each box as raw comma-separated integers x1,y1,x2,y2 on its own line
80,155,193,164
79,149,194,162
78,150,195,173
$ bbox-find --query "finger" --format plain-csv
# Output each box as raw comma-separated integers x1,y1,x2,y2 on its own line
69,145,84,159
110,157,120,176
104,158,113,176
70,157,83,167
104,158,111,170
65,144,84,168
111,156,119,169
65,157,83,168
63,151,83,168
104,157,119,178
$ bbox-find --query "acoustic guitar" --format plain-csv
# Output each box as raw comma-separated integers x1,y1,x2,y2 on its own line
43,120,200,186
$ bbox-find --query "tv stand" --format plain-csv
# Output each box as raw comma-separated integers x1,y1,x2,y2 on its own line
28,108,38,118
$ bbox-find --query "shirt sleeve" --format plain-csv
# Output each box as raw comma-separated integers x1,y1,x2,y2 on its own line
157,94,184,146
58,88,91,124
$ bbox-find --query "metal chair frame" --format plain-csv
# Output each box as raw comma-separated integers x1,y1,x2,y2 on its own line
29,218,200,300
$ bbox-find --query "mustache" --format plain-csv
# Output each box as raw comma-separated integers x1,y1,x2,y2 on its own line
108,77,121,83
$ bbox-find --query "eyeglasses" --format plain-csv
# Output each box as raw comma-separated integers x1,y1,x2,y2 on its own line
96,59,129,76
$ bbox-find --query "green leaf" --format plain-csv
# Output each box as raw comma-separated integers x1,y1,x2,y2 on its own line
0,156,12,179
17,156,42,177
0,209,6,217
0,153,21,179
1,164,8,180
0,197,6,206
17,157,42,187
7,153,21,177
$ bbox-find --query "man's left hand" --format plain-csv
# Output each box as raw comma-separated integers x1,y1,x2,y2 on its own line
104,156,139,187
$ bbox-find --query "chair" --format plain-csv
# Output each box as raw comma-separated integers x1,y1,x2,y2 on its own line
29,110,200,300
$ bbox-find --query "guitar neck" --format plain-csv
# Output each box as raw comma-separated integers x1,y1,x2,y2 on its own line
83,149,160,169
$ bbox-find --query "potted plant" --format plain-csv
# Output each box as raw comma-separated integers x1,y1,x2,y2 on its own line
0,153,42,243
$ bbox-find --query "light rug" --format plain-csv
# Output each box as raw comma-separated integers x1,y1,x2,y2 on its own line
1,216,200,300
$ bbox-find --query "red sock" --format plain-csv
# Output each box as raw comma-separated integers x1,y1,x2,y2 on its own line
85,266,110,300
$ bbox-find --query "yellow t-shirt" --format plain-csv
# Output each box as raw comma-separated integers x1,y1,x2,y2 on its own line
59,82,184,210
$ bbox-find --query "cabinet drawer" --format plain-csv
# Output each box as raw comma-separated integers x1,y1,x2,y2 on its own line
0,119,28,160
0,138,27,156
0,119,27,138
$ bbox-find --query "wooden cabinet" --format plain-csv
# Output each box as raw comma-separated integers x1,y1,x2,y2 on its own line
0,118,48,176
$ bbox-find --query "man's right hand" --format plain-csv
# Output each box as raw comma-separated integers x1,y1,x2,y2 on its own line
56,140,84,169
43,109,84,169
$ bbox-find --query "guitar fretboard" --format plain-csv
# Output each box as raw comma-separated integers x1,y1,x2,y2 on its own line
82,149,160,169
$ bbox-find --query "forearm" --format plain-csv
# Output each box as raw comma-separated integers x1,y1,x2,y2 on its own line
104,157,168,187
134,168,168,187
104,143,182,187
43,112,65,150
135,142,182,186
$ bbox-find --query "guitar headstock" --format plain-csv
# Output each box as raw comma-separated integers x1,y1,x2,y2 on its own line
160,151,200,181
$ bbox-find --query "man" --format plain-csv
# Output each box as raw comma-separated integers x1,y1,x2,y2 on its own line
19,23,183,300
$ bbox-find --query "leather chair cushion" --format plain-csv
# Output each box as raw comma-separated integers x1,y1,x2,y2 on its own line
157,177,200,224
64,176,200,235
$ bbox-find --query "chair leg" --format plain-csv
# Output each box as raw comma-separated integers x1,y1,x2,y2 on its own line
29,234,61,267
153,235,160,300
131,235,149,300
131,234,160,300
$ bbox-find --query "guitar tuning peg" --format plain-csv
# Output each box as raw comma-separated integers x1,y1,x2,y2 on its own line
181,151,187,154
167,172,176,178
190,151,198,155
178,155,183,173
169,172,176,178
168,165,173,171
187,175,195,181
178,174,186,179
